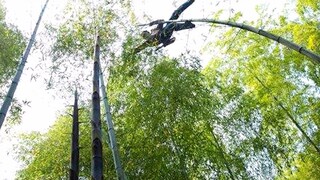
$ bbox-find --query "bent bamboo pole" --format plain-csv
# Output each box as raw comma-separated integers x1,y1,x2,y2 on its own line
139,19,320,64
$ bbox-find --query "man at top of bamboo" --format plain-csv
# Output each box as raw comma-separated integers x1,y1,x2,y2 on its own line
134,0,196,53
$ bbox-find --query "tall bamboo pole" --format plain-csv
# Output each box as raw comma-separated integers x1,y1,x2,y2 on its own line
0,0,50,130
91,35,104,180
139,19,320,64
69,90,79,180
98,62,125,179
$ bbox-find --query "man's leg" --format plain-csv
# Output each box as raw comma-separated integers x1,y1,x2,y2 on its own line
159,21,195,43
169,0,195,20
159,23,175,42
155,37,176,51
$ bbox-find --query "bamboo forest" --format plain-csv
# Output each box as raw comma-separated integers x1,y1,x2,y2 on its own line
0,0,319,179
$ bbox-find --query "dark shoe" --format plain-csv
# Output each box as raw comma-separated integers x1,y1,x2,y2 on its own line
185,20,195,28
163,37,176,47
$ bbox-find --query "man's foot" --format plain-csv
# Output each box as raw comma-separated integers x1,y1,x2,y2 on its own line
163,37,176,47
185,20,195,28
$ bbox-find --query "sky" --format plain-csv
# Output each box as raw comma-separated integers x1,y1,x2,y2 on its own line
0,0,288,179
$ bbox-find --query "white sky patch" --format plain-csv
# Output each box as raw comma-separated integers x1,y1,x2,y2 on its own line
0,0,288,178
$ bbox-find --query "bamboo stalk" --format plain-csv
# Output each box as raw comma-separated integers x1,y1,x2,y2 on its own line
252,74,320,154
98,61,126,179
211,131,235,180
69,90,79,180
138,19,320,64
0,0,50,130
244,64,320,154
91,36,104,180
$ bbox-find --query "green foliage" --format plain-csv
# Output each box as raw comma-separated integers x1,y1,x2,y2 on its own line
43,0,122,93
14,0,320,179
277,0,320,86
296,0,320,19
5,99,24,127
205,0,320,178
0,1,26,129
106,37,249,179
280,150,320,180
0,2,26,85
15,108,115,179
16,114,78,179
50,0,117,60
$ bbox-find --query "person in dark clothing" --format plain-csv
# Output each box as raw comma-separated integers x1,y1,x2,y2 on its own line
135,0,195,53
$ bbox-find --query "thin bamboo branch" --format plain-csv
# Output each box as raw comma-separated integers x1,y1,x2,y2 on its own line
205,120,236,179
252,74,320,154
91,35,104,180
211,130,236,180
138,19,320,64
69,90,79,180
0,0,50,130
244,64,320,154
98,62,126,179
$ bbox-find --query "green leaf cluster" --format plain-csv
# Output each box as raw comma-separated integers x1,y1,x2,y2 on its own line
50,0,117,60
206,1,320,178
0,2,26,85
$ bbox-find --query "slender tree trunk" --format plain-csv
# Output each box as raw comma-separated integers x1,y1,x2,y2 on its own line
0,0,50,130
211,131,235,180
244,64,320,154
91,36,103,180
98,62,125,179
70,90,79,180
252,73,320,154
139,19,320,64
205,122,236,180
